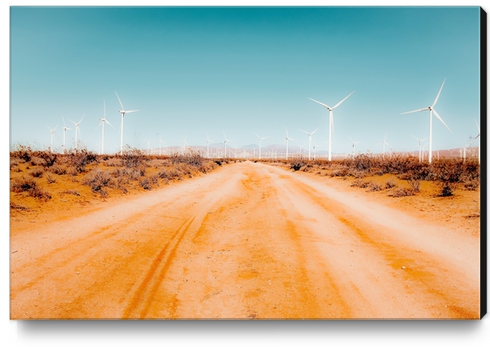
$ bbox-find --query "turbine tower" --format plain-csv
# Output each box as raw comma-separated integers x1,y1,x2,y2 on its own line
181,134,188,154
299,127,320,161
309,90,355,161
401,78,451,163
158,134,165,157
47,125,57,153
282,127,296,160
69,115,84,150
376,133,390,156
61,116,71,154
95,100,115,155
411,135,428,162
223,132,232,158
145,138,152,155
115,91,140,154
206,132,214,158
474,119,480,162
348,136,361,158
254,132,268,160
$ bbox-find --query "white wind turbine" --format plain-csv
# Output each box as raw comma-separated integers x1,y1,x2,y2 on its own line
115,91,140,154
282,127,297,160
254,132,268,160
474,119,480,162
69,115,84,150
348,136,361,157
145,138,152,155
223,132,232,158
299,127,320,161
61,116,72,154
95,100,115,155
401,78,452,163
47,125,57,153
309,90,355,161
411,135,428,162
158,134,165,157
376,133,391,156
181,134,188,154
206,132,214,158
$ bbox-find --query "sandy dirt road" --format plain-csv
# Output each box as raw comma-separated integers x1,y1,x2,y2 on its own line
10,162,480,319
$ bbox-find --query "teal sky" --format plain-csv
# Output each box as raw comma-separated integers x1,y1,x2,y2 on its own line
10,6,481,154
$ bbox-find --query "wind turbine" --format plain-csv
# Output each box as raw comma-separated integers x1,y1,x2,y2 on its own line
401,78,451,163
254,132,268,160
47,125,57,153
376,133,390,156
158,134,165,157
223,132,232,158
309,90,355,161
181,134,188,154
299,127,320,161
145,138,152,155
69,115,84,150
474,119,480,162
411,135,428,162
61,116,71,154
115,91,140,154
95,100,115,155
348,136,361,158
206,132,214,158
282,127,297,160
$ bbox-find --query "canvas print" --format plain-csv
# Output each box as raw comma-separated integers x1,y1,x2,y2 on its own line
10,6,483,319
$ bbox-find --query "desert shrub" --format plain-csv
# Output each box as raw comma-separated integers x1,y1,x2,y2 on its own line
104,158,122,167
62,189,81,196
330,168,349,177
156,167,183,180
32,151,58,167
385,179,396,189
67,166,78,176
10,202,30,211
290,158,307,171
392,188,416,197
29,167,44,178
351,180,364,187
463,178,480,191
368,182,383,192
359,181,369,188
120,147,147,168
65,149,98,173
28,187,51,200
11,166,22,172
138,177,153,190
82,168,112,195
407,178,420,192
439,183,455,197
148,159,167,168
11,177,38,193
114,177,129,193
10,158,25,168
11,145,33,162
30,156,47,166
49,164,67,175
45,173,57,184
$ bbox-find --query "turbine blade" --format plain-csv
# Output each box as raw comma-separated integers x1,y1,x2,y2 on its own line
285,126,289,137
105,119,115,129
349,136,354,143
79,115,84,124
125,110,140,114
475,119,480,132
62,115,66,127
95,122,102,130
432,78,446,107
115,91,125,111
401,108,429,115
299,129,309,135
333,90,355,109
410,135,421,141
432,109,452,133
308,97,331,109
312,126,320,135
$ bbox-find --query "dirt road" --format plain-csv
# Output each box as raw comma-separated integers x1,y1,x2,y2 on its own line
10,162,480,319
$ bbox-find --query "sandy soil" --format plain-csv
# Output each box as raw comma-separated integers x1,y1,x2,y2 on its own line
10,161,480,319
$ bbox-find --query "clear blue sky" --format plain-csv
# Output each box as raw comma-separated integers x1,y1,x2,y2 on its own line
10,6,481,154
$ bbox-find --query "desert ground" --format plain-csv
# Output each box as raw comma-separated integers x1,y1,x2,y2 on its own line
10,160,480,319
